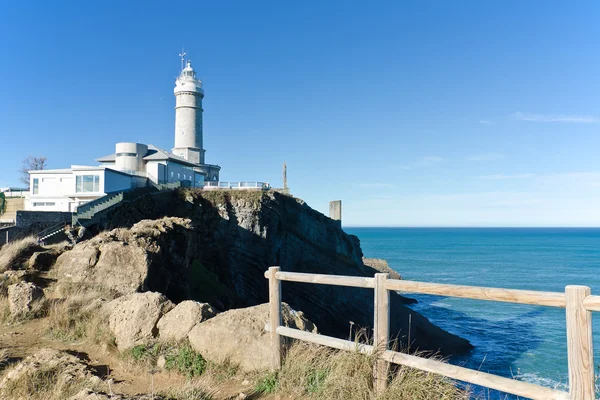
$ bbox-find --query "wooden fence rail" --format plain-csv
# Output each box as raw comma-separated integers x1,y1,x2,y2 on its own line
264,267,596,400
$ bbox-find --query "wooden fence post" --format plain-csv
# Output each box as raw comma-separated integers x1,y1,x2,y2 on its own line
565,285,595,400
268,266,282,371
373,273,390,394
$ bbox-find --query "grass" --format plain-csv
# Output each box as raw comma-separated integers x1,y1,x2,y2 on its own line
0,236,43,272
165,344,207,378
0,362,102,400
158,383,214,400
124,342,207,378
255,340,470,400
46,282,119,344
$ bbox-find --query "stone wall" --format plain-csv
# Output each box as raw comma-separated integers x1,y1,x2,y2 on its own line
15,211,72,228
0,211,73,247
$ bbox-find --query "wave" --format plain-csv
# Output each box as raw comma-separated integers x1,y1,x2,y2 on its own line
513,372,568,392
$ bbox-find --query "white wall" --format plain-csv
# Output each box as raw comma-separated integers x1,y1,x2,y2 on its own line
26,167,139,212
146,161,164,184
27,171,75,212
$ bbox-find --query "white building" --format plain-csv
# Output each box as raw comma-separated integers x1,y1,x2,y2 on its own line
26,59,221,212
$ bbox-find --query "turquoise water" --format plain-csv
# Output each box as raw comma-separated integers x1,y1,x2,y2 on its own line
345,227,600,398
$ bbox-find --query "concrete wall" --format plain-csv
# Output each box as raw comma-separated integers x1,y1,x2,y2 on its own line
329,200,342,226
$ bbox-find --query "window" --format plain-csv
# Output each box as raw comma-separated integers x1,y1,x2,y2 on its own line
170,172,174,178
177,173,180,179
33,202,55,207
33,178,39,194
116,152,136,157
76,175,100,193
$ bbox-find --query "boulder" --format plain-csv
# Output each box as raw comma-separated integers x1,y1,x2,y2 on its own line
188,302,316,371
28,249,62,271
0,270,29,296
53,217,193,295
0,349,102,399
7,282,44,317
157,300,217,342
108,292,174,351
362,257,402,280
69,389,164,400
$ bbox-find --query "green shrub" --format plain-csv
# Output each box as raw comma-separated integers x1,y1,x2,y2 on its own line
255,371,279,394
165,344,206,377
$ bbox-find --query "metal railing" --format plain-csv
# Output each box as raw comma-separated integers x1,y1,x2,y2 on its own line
265,267,598,399
203,181,270,190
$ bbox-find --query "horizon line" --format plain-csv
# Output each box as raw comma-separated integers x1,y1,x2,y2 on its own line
342,225,600,229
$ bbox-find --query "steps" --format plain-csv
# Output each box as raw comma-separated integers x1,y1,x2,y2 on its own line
73,191,125,226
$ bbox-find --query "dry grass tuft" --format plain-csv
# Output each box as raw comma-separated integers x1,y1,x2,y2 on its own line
255,340,469,400
46,282,120,344
158,381,214,400
0,362,102,400
0,349,8,370
0,236,43,272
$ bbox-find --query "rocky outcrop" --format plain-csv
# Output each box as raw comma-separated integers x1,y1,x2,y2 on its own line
7,282,44,317
69,390,164,400
157,300,217,342
54,218,195,295
108,292,174,351
28,246,66,271
188,302,316,370
0,349,102,399
53,190,472,355
363,257,402,280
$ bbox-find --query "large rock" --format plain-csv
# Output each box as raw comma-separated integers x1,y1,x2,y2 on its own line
0,349,102,399
362,257,402,280
69,389,164,400
52,190,473,356
108,292,174,351
7,282,43,317
157,300,217,342
28,248,64,271
53,217,194,295
188,302,316,371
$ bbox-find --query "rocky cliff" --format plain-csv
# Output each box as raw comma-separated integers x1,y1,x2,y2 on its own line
54,189,472,355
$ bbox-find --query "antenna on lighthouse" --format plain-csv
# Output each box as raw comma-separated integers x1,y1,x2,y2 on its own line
178,49,187,72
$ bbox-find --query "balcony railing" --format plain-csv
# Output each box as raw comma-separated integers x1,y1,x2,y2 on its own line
203,181,270,190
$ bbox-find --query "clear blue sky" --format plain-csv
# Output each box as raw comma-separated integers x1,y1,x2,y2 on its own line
1,1,599,226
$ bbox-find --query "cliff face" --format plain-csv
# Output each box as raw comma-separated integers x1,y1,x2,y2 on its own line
55,189,472,356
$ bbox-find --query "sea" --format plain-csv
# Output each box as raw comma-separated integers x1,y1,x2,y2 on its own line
344,227,600,399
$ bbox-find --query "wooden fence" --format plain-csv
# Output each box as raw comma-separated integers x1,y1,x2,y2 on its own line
265,266,599,400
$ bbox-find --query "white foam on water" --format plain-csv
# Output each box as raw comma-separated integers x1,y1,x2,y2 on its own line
429,301,453,309
514,372,568,393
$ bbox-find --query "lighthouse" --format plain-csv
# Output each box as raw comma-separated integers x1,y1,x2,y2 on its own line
172,60,205,164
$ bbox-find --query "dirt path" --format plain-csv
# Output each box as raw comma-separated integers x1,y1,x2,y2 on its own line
0,316,279,399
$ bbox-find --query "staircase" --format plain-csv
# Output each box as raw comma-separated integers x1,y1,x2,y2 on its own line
36,221,68,243
72,191,125,227
71,182,183,227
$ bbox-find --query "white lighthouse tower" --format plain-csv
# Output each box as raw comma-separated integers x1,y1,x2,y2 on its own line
172,59,205,164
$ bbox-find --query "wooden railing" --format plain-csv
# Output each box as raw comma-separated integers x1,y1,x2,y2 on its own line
264,267,599,400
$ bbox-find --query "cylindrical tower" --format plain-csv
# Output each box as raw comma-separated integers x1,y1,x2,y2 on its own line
115,142,148,173
172,60,205,164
